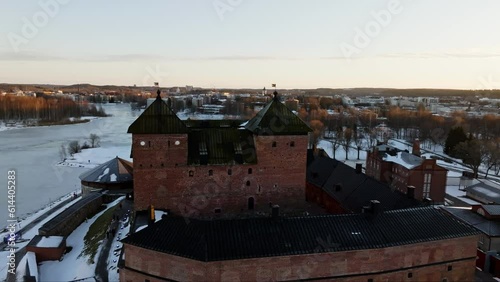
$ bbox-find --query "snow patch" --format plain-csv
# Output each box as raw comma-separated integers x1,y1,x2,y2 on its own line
110,174,117,182
37,236,64,248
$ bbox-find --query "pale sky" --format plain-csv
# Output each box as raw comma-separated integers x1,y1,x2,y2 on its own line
1,0,500,89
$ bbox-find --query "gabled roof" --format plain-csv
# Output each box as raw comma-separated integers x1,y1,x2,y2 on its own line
466,182,500,204
127,95,188,134
481,205,500,216
79,157,133,184
444,207,500,237
245,93,311,135
307,155,420,213
122,207,478,262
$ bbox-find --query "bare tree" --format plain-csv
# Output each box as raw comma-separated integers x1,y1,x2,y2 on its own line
484,141,500,178
59,144,67,161
341,128,354,160
68,141,81,155
89,133,101,148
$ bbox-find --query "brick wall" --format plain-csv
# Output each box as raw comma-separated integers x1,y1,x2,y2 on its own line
120,235,477,282
132,134,309,217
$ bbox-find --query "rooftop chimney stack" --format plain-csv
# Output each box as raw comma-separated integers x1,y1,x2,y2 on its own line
272,205,280,220
370,200,381,215
412,139,421,157
355,163,363,174
407,186,416,199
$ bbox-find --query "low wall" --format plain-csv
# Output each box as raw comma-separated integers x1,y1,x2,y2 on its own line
38,192,103,236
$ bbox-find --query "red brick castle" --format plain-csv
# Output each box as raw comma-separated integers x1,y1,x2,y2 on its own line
127,90,312,217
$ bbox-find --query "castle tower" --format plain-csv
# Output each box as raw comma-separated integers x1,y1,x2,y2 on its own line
127,89,189,210
244,91,312,208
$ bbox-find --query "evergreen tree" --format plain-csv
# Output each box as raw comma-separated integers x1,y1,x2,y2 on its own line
444,126,467,156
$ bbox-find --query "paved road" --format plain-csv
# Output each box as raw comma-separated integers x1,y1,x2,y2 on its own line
3,194,80,282
94,198,131,282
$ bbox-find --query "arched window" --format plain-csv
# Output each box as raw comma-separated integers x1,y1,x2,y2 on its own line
246,181,251,186
248,168,253,174
272,141,277,147
228,169,232,176
290,141,295,147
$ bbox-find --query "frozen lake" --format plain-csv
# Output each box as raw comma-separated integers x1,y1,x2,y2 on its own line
0,104,141,228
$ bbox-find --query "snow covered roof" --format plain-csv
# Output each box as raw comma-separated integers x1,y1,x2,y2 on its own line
79,157,133,184
36,236,65,248
383,151,423,170
466,182,500,204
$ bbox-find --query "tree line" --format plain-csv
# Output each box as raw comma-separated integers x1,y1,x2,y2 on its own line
0,95,107,123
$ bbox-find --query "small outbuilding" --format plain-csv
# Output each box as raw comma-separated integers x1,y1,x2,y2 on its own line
26,235,66,263
79,157,133,195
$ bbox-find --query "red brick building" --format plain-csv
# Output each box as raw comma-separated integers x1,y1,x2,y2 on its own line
306,153,420,214
128,91,312,217
121,92,478,282
121,207,478,282
365,141,448,203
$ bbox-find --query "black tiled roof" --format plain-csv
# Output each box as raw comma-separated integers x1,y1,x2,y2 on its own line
444,207,500,236
122,207,478,262
127,97,188,134
245,95,311,135
79,157,133,184
307,155,420,212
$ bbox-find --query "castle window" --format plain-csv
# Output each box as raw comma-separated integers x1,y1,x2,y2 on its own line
447,265,452,271
246,181,251,186
161,163,164,167
208,170,213,176
168,140,171,147
367,279,373,282
290,141,295,147
272,141,277,147
248,168,252,174
148,141,151,147
407,273,413,278
228,169,232,176
189,171,194,177
214,208,221,214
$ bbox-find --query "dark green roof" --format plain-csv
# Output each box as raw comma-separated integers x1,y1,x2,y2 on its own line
245,94,311,135
188,126,257,165
127,97,188,134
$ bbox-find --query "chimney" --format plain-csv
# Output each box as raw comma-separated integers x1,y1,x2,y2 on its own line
412,139,421,157
363,200,381,216
355,163,363,174
407,186,416,199
335,184,342,192
148,204,155,226
370,200,381,215
272,205,280,220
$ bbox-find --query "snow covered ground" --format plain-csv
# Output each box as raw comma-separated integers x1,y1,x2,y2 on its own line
316,140,368,169
57,146,132,169
0,196,82,280
0,104,138,227
39,197,124,281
